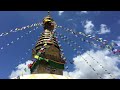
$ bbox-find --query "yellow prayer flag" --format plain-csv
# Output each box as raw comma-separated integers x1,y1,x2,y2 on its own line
34,55,39,59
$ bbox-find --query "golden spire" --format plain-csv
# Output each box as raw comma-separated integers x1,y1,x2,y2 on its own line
31,11,65,75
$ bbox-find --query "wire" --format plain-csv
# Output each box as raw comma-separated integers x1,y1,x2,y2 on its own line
56,32,103,79
0,22,42,38
0,26,40,52
56,32,116,79
57,25,120,58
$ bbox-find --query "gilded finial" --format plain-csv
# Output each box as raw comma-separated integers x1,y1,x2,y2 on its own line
48,11,50,16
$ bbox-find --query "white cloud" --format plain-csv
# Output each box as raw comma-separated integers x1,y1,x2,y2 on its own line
80,11,88,14
118,20,120,24
76,11,88,15
9,60,33,79
67,19,73,21
83,20,94,34
58,11,64,16
118,36,120,40
98,24,110,34
63,49,120,79
113,41,120,47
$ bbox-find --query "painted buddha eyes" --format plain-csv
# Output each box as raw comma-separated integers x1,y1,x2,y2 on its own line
46,66,51,71
52,69,56,72
46,66,56,73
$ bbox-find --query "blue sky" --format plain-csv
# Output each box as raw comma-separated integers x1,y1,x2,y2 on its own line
0,11,120,79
